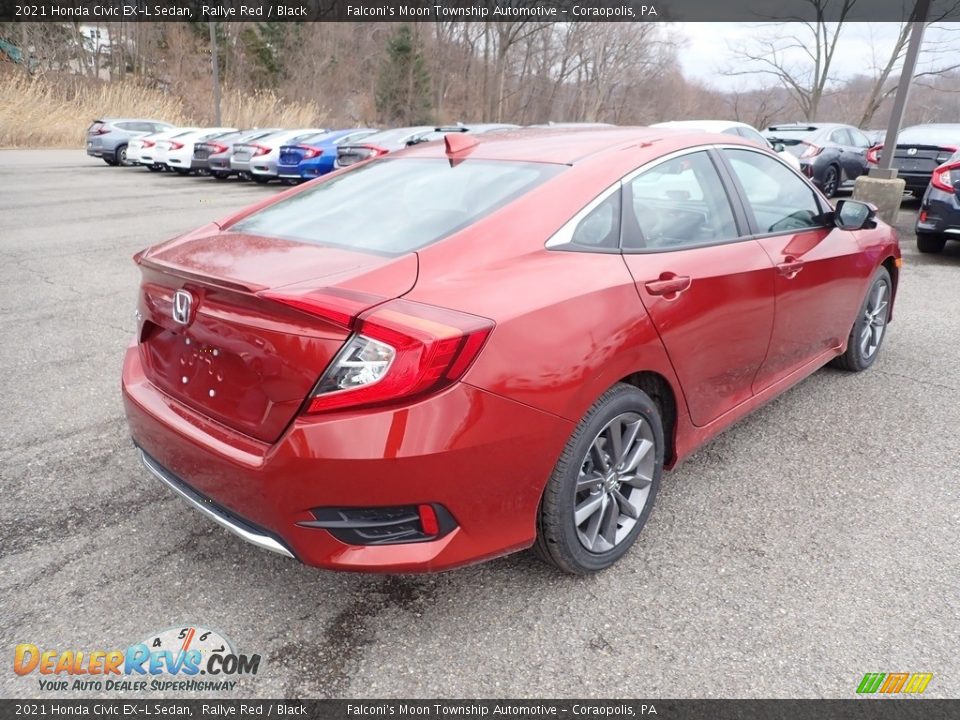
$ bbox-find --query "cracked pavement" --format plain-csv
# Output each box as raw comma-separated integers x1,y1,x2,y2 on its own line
1,149,958,699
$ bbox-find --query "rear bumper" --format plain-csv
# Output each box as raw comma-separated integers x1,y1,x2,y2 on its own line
917,187,960,235
250,159,279,176
121,345,571,572
230,159,252,173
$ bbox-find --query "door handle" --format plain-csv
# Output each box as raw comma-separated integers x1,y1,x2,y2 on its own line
777,257,804,278
644,274,691,297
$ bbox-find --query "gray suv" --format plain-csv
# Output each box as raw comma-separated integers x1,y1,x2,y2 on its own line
86,118,174,166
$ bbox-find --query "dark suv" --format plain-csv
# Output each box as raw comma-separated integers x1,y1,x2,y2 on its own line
764,122,873,197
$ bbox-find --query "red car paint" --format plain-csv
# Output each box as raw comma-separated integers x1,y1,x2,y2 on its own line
122,128,901,572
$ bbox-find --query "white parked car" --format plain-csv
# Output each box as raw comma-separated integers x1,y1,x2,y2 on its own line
162,127,238,174
138,128,197,171
652,120,803,170
243,128,328,183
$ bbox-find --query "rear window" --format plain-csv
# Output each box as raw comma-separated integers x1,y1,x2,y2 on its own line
231,158,562,255
897,125,960,148
88,121,105,133
355,127,430,148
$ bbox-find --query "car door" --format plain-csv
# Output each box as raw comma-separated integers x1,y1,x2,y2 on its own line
619,149,776,427
846,127,872,179
832,127,866,182
719,147,869,391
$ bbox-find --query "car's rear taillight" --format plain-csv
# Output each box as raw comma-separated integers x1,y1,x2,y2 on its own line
94,127,111,135
262,291,494,414
142,140,155,149
800,143,823,159
931,162,959,192
301,146,323,159
208,143,227,155
252,144,270,157
866,145,882,164
168,141,184,151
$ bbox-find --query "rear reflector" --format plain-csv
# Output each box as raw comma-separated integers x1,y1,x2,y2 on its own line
418,504,440,536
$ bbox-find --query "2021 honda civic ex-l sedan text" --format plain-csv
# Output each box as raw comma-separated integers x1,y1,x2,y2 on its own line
122,128,901,574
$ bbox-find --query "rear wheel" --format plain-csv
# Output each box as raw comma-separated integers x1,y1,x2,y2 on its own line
147,164,163,173
832,266,892,372
534,383,663,574
251,175,270,184
917,234,946,254
103,156,119,166
821,165,839,198
211,171,230,180
174,168,190,176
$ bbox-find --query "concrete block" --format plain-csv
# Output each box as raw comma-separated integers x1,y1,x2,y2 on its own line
853,175,906,227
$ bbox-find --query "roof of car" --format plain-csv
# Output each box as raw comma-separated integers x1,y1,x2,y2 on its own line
397,126,751,165
653,120,752,132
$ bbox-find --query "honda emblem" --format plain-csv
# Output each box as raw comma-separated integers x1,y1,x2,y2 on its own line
172,289,193,325
907,147,918,156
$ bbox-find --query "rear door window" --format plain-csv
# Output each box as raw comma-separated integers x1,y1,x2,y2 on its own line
231,158,562,255
622,151,740,250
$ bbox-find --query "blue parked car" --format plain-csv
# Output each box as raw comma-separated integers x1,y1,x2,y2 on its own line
277,128,379,183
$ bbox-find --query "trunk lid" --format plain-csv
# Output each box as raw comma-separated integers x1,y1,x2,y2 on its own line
136,229,417,443
892,145,956,176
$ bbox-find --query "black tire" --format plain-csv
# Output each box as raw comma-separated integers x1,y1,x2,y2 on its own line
251,174,270,184
832,266,892,372
116,144,128,166
917,234,946,254
534,383,664,574
821,165,839,198
211,171,230,180
147,164,163,173
103,156,119,166
174,168,190,176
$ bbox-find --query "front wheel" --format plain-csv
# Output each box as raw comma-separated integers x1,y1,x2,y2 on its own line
534,383,664,574
832,266,892,372
116,144,128,165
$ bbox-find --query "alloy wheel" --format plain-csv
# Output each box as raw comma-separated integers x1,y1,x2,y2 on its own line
823,167,838,197
573,412,656,553
860,278,889,359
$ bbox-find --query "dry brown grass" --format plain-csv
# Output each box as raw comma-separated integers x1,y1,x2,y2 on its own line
0,72,331,147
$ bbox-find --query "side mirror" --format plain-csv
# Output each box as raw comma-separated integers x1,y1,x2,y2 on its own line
773,142,785,153
834,199,877,230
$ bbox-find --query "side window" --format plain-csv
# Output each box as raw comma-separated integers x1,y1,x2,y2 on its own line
569,191,622,249
724,149,825,233
848,128,872,148
622,151,739,250
739,127,769,148
830,128,852,145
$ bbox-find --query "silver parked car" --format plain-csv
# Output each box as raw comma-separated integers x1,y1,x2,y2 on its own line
86,118,174,166
233,128,327,183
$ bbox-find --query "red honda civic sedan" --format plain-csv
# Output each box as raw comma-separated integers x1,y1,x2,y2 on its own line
122,128,900,574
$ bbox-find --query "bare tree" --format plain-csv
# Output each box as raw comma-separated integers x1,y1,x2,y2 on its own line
726,0,857,120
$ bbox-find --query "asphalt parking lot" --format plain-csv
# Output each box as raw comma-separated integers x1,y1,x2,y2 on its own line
1,149,959,700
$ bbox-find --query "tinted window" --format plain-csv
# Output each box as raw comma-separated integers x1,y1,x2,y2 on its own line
232,158,562,255
623,151,739,250
336,130,378,145
568,191,621,250
724,149,824,233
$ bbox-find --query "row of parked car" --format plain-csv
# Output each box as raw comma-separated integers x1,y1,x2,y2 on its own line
86,116,960,254
86,121,545,184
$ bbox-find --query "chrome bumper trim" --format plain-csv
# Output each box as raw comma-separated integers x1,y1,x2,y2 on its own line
139,449,295,559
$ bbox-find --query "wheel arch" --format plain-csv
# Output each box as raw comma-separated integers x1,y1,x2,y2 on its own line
881,255,899,321
618,371,679,468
